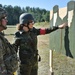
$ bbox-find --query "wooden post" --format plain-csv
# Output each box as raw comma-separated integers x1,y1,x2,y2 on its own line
49,50,54,75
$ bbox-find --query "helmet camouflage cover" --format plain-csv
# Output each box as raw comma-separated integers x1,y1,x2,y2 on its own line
0,7,7,20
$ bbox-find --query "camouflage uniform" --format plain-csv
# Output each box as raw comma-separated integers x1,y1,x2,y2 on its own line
14,26,58,75
0,33,7,75
0,32,14,75
0,7,8,75
0,32,17,75
0,7,18,75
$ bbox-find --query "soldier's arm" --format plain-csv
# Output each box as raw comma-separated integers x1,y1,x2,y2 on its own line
12,32,21,52
33,26,58,35
12,38,21,52
36,22,67,35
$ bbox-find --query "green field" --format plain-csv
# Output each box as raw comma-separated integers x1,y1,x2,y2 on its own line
4,23,75,75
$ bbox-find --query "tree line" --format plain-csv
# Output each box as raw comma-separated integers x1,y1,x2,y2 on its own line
0,4,50,25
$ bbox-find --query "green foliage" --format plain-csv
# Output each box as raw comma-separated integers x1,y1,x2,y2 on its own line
0,4,50,25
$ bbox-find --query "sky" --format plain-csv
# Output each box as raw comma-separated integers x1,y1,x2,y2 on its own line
0,0,71,11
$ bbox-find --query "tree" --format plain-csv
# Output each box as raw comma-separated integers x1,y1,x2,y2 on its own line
1,4,50,25
4,5,14,25
13,6,22,24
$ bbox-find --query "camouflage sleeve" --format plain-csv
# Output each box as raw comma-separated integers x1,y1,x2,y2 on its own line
0,39,7,75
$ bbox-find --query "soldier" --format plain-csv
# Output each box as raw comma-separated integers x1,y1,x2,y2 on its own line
0,7,18,75
14,13,67,75
0,7,8,75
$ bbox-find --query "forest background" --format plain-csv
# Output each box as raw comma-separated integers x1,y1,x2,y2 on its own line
0,4,50,25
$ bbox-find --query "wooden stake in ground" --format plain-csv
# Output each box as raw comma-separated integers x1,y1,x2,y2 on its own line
49,50,54,75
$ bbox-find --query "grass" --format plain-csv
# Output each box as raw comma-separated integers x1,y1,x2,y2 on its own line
5,22,75,75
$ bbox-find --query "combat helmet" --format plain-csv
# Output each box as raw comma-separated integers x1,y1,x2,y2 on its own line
0,7,7,20
19,13,34,25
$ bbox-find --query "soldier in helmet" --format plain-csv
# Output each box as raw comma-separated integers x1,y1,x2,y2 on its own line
14,13,67,75
0,7,8,75
0,7,18,75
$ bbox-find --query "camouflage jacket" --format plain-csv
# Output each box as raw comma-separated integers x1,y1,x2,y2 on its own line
0,32,16,75
0,33,7,75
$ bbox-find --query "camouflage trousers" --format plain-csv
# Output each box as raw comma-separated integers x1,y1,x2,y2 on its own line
18,62,38,75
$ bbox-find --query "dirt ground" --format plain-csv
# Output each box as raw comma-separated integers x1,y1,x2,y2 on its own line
37,34,75,75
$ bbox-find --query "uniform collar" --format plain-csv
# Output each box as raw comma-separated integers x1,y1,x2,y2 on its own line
19,30,24,34
19,30,29,34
